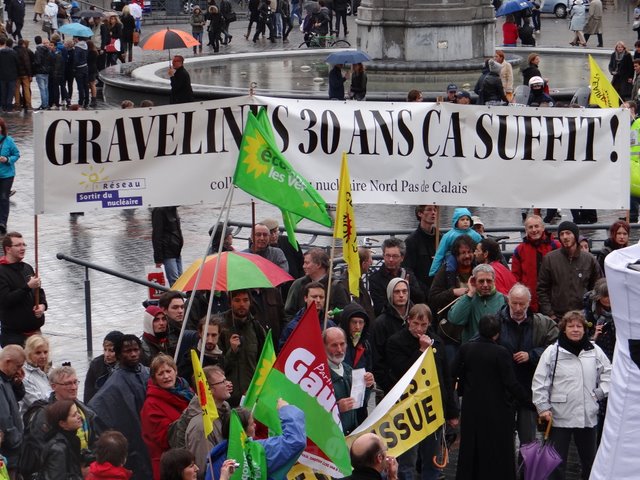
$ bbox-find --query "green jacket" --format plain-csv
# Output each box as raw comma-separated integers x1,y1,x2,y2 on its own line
448,291,506,343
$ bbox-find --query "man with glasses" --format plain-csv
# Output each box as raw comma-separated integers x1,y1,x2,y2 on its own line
185,365,232,473
19,364,99,480
349,432,398,480
245,223,288,272
0,231,47,347
369,237,424,317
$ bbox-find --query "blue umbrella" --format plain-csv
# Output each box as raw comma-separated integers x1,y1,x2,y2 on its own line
58,22,93,38
496,0,534,16
326,50,371,65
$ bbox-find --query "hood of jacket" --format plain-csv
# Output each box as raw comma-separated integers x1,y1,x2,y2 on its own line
338,302,370,343
451,207,473,229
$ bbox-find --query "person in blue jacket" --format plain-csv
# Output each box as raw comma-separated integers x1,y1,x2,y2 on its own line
205,399,306,480
0,118,20,235
428,208,483,277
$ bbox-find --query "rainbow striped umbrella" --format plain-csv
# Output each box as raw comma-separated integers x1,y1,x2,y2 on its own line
171,251,293,292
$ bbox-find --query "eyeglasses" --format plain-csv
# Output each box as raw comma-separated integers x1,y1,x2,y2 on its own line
384,254,402,259
56,380,80,387
211,379,228,386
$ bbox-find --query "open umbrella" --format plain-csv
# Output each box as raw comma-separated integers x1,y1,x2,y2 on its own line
139,27,200,60
496,0,534,16
326,50,371,65
78,9,104,18
519,420,562,480
171,251,293,292
58,22,93,37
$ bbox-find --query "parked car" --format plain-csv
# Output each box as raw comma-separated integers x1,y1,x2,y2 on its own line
540,0,588,18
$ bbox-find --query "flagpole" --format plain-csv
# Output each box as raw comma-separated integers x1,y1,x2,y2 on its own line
434,205,440,252
200,186,235,366
174,186,235,363
251,199,256,253
33,214,40,307
324,236,337,331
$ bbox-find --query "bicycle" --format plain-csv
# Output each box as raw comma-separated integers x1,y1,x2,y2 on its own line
298,32,351,48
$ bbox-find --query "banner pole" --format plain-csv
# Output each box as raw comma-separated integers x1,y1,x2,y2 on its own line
324,236,337,330
174,186,234,363
34,214,40,306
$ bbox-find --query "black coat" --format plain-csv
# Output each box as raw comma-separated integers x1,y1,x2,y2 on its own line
369,265,425,317
386,327,458,419
151,206,184,263
41,430,83,480
403,226,441,297
0,261,47,335
169,66,194,104
453,337,530,480
0,47,19,81
481,72,507,104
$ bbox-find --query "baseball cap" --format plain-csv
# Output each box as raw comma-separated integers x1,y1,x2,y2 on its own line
447,83,458,92
456,91,471,99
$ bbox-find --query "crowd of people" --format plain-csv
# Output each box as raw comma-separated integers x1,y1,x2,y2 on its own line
0,205,632,479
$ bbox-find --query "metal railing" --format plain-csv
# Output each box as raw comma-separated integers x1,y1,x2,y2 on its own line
56,252,170,355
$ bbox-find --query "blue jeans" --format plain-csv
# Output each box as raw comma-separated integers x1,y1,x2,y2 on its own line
0,176,15,229
290,2,301,25
163,257,183,286
0,80,16,110
35,74,49,108
75,70,89,106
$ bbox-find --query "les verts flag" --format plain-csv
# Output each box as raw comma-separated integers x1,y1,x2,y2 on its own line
227,410,267,480
233,110,333,230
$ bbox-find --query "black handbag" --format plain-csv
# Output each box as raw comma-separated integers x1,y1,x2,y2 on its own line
225,11,237,22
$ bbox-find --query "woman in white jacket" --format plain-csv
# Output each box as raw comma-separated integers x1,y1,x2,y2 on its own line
532,310,611,480
20,334,53,414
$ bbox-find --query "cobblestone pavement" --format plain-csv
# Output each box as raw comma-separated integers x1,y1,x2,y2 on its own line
1,5,631,479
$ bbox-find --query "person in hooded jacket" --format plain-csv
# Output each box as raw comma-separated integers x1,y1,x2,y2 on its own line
596,220,629,274
526,75,554,106
40,399,85,480
141,305,171,365
480,58,508,105
370,278,413,395
141,354,194,480
339,302,373,424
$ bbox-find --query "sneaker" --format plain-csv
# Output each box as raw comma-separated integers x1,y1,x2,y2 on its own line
534,29,540,33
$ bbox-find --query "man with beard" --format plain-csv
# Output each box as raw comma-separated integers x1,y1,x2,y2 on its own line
511,215,560,312
448,264,506,343
537,221,601,320
178,316,225,387
324,327,374,435
219,289,265,406
140,305,169,364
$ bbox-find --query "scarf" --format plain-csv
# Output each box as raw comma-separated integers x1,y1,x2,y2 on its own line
169,376,194,402
558,331,592,357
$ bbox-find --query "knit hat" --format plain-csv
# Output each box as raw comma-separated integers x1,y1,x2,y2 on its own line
557,221,579,242
488,59,503,74
146,305,163,317
103,330,124,345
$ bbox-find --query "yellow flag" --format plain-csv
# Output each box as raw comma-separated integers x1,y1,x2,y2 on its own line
333,153,361,297
190,349,218,437
588,54,620,108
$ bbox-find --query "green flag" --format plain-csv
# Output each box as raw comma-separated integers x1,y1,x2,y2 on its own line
233,111,333,230
242,331,276,408
227,410,267,480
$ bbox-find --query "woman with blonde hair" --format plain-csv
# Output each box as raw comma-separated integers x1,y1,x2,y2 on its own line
609,41,634,100
20,334,52,413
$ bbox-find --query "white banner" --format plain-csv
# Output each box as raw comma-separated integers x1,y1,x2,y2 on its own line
33,96,630,214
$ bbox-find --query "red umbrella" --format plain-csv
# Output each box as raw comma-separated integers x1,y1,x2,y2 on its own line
139,28,200,59
171,251,293,292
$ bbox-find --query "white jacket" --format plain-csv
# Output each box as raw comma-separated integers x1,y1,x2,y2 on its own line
532,341,611,428
19,362,52,414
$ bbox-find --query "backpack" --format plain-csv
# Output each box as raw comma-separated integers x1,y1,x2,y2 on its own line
18,399,50,479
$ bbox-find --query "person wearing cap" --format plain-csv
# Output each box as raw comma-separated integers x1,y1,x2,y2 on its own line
456,90,472,104
84,331,124,403
140,305,170,365
446,84,457,103
261,217,304,279
526,75,554,106
537,221,601,320
471,215,485,236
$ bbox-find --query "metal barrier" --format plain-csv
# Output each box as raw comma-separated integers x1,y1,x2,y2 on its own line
56,253,170,355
